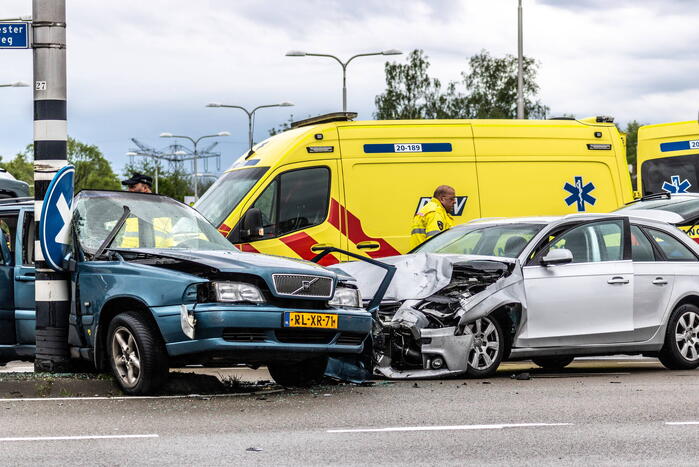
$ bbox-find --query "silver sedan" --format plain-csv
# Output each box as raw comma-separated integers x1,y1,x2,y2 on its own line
334,213,699,378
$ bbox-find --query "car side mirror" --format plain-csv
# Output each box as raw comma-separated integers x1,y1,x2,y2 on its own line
0,229,9,265
541,248,573,266
240,208,264,241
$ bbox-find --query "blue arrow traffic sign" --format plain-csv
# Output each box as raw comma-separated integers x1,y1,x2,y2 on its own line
40,165,75,271
0,22,30,49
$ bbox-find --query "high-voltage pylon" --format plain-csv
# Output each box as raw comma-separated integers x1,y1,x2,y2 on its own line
127,138,221,194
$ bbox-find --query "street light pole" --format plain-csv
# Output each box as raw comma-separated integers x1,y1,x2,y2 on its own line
285,49,402,112
517,0,525,119
160,132,229,200
206,102,294,151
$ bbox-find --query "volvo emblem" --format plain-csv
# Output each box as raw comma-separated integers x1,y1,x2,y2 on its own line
292,277,319,295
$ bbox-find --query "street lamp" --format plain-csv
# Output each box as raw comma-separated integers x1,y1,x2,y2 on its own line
206,101,294,151
159,131,230,200
285,49,402,112
0,81,29,88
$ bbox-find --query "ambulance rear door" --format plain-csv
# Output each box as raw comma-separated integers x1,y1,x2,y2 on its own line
474,120,626,217
638,121,699,196
338,122,480,257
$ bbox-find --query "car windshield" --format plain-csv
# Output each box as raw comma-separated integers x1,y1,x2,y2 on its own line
73,190,237,254
615,197,699,219
194,167,269,227
414,223,545,258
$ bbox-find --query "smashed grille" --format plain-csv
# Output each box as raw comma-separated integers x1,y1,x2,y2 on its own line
272,274,333,298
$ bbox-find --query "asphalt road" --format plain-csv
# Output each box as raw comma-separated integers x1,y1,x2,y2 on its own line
1,358,699,466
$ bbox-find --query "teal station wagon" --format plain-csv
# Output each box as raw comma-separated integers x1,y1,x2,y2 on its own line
0,191,371,394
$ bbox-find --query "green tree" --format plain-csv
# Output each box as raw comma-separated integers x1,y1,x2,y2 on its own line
374,49,448,119
0,137,120,194
622,120,643,189
67,138,121,191
459,50,548,119
374,49,548,120
0,150,34,194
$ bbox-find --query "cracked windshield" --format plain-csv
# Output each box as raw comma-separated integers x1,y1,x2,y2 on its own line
73,191,235,253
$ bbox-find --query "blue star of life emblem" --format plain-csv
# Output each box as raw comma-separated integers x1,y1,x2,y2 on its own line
563,176,596,212
662,175,691,194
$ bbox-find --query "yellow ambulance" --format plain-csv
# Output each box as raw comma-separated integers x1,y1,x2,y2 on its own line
195,113,634,265
637,120,699,196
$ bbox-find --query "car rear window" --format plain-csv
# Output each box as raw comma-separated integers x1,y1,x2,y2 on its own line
645,228,697,262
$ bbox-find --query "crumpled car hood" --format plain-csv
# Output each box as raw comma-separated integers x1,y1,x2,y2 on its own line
116,248,335,277
329,252,515,301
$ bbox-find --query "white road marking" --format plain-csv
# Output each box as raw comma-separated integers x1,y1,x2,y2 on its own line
327,422,573,433
0,434,158,442
0,389,284,402
0,366,34,373
666,421,699,425
617,361,660,365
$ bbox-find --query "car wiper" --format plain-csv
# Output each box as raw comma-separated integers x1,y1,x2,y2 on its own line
624,192,671,205
94,205,131,259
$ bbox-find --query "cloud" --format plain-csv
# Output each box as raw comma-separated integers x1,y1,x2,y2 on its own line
1,0,698,173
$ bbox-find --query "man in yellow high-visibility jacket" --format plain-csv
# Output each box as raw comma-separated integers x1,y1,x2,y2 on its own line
410,185,456,249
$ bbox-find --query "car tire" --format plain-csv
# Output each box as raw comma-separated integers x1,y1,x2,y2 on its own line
659,303,699,370
466,316,505,378
267,356,328,387
107,311,169,395
531,356,575,370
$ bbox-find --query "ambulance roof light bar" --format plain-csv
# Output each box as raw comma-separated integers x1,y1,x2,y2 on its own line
290,112,358,129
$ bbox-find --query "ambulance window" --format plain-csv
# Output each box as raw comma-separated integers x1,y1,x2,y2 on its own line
251,179,279,236
641,155,699,196
250,167,330,238
194,167,269,227
278,168,329,235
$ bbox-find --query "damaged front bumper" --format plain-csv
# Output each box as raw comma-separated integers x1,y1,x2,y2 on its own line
374,326,474,379
329,252,526,380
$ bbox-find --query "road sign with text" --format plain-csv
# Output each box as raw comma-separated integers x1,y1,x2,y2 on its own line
0,22,30,49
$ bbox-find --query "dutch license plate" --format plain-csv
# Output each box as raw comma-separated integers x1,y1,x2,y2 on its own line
284,312,338,329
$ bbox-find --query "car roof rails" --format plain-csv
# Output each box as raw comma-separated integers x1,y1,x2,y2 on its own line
0,196,33,205
290,112,358,129
624,192,672,205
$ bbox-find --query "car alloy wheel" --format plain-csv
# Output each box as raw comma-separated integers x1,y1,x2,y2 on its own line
467,316,500,371
111,326,142,389
675,310,699,361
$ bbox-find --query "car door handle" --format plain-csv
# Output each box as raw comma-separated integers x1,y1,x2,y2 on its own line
607,276,629,285
310,243,333,253
357,241,380,250
652,277,668,285
15,273,35,282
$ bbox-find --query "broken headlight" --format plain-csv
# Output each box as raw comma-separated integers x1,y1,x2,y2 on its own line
212,281,265,304
329,286,361,308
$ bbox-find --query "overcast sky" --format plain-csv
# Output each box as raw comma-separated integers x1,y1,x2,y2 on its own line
1,0,698,175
